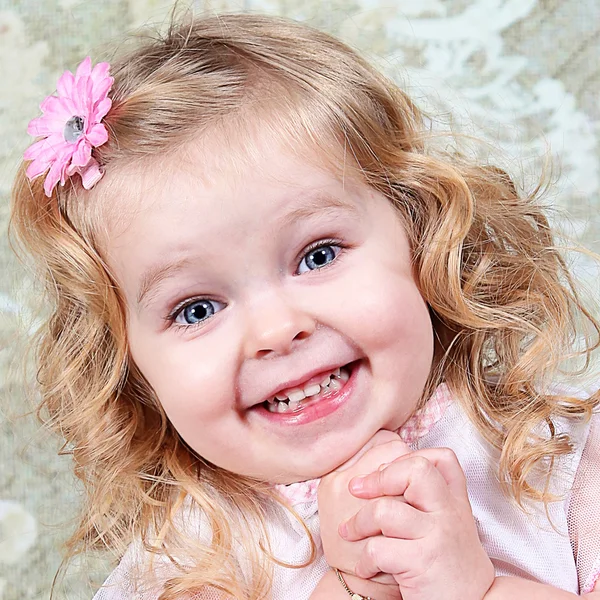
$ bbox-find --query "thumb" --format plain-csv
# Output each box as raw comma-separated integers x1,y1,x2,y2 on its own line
335,429,402,472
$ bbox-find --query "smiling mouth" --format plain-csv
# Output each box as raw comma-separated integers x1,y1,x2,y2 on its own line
263,363,354,414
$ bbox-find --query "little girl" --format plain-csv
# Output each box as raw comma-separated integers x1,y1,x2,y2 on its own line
11,11,600,600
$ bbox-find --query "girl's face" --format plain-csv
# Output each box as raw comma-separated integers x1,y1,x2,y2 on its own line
102,134,434,483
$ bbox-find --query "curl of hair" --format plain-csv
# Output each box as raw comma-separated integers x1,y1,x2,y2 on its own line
10,11,600,599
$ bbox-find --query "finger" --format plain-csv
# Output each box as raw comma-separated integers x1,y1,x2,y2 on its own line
335,430,402,472
353,535,414,579
350,455,450,512
405,448,468,502
349,439,413,477
340,496,429,541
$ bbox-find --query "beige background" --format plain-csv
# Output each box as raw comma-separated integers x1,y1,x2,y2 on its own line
1,0,600,598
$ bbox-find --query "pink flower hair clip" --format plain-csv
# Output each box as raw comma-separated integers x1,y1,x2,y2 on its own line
24,57,114,197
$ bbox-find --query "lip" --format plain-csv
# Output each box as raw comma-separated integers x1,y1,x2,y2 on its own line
254,361,360,426
258,363,352,406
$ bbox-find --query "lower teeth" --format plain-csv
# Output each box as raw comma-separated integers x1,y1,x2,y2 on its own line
266,366,350,413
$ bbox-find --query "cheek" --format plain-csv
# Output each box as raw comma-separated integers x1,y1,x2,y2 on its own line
365,288,433,363
127,324,236,421
333,265,433,356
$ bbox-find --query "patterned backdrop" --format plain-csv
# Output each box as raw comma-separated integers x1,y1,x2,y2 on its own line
1,0,600,598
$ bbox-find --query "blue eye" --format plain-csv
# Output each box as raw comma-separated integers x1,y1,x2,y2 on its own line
297,244,341,274
174,299,225,325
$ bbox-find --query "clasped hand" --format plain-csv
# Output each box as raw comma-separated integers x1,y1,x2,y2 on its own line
317,431,495,600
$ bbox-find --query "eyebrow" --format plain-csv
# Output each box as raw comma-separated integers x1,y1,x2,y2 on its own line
136,191,360,309
280,191,359,226
137,256,195,310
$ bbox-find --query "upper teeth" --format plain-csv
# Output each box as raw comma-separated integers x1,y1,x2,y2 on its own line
268,366,349,405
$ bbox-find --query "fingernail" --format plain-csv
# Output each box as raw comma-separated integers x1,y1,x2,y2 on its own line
338,522,348,538
349,476,364,493
378,462,390,471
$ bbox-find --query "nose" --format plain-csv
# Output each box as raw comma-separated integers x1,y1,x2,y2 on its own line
243,290,316,358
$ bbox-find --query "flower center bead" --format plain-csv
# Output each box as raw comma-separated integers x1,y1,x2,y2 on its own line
63,115,85,143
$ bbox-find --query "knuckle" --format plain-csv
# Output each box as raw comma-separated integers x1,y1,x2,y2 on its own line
379,462,397,486
373,430,401,444
372,497,394,524
410,455,433,477
364,537,379,563
318,473,351,500
388,440,410,455
438,447,459,464
380,500,404,536
410,539,428,567
376,467,389,488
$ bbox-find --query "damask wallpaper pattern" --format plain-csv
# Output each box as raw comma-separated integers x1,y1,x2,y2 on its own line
1,1,599,598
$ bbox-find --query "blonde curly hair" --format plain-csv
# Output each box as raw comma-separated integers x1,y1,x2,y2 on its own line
10,11,600,600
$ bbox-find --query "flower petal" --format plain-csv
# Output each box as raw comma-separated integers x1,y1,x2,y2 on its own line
23,135,68,161
79,159,103,189
58,95,79,120
91,62,110,85
40,95,70,120
58,146,75,185
75,76,94,117
23,137,53,161
70,141,92,168
92,76,113,106
85,123,109,147
56,70,75,98
75,57,92,80
27,115,62,137
43,159,65,197
44,135,72,159
25,157,52,180
92,97,112,122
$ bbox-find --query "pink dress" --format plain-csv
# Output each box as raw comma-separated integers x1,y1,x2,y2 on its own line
93,384,600,599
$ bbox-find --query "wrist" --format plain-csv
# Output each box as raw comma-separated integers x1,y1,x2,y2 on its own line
338,570,401,600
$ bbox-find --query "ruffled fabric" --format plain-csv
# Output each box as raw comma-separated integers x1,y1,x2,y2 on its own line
274,479,320,508
398,383,453,444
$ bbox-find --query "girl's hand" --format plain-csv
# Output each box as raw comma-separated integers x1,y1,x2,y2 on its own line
341,448,495,600
318,430,411,599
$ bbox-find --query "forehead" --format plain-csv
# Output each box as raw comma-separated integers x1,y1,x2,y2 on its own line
91,121,360,245
91,127,374,310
